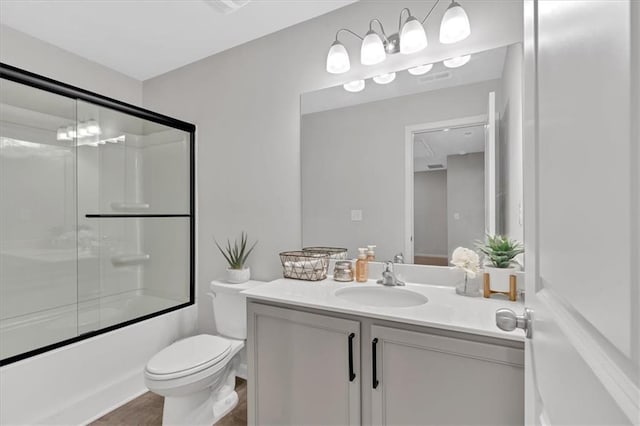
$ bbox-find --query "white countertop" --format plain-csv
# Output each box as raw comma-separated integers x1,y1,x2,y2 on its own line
243,278,526,342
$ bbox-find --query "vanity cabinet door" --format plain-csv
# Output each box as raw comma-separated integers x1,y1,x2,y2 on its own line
370,325,524,426
247,302,360,426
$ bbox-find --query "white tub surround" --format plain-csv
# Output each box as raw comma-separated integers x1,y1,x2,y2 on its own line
0,305,197,425
243,277,525,342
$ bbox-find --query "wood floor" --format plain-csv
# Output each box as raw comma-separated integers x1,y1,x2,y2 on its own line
414,255,449,266
91,378,247,426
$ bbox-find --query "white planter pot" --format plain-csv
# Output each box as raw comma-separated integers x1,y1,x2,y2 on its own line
484,266,518,292
226,267,250,284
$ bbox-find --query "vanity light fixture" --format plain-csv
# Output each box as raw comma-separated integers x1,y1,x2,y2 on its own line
325,0,470,74
439,1,471,44
86,120,101,135
361,24,387,65
443,54,471,68
343,80,365,93
66,125,77,139
373,72,396,84
408,64,434,75
77,124,90,138
399,11,428,54
56,127,71,141
326,40,351,74
57,121,102,141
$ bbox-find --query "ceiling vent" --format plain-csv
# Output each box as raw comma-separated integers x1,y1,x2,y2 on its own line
427,164,444,169
418,71,452,84
204,0,250,14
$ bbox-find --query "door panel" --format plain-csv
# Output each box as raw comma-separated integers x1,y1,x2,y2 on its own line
485,91,497,235
523,1,639,424
537,0,632,357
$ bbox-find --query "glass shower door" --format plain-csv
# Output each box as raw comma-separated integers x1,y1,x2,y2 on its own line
0,78,79,360
1,64,194,365
76,100,191,332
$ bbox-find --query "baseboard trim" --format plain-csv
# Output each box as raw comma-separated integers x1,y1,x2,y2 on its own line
38,368,148,425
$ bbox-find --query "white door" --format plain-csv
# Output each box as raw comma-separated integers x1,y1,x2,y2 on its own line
370,325,524,426
485,91,497,236
515,1,640,425
247,303,361,425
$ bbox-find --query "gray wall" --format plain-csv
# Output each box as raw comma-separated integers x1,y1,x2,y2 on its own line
0,25,142,106
142,0,523,333
447,153,485,256
414,170,447,257
301,80,498,262
499,43,524,243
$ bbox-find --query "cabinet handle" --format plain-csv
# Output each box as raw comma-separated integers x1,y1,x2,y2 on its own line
348,333,356,382
372,338,379,389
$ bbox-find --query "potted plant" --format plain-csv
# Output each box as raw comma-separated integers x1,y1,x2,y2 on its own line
476,235,524,291
215,232,257,284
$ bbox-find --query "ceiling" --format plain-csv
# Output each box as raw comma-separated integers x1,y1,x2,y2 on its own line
413,124,485,172
0,0,356,81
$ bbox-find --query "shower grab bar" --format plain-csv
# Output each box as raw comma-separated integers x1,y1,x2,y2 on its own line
111,254,150,267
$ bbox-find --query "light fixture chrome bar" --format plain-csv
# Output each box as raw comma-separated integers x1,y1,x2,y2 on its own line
335,28,363,42
368,19,389,43
421,0,442,25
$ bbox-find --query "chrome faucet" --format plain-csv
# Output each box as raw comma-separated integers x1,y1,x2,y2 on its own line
393,252,404,264
377,261,405,286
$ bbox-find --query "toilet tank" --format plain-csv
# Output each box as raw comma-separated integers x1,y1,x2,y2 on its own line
210,280,265,339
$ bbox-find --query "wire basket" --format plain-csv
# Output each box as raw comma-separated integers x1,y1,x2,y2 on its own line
279,251,330,281
302,246,348,260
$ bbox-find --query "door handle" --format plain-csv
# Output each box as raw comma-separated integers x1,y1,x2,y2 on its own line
372,338,379,389
348,333,356,382
496,307,533,338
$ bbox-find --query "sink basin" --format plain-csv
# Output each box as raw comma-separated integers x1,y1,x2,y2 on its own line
334,286,428,308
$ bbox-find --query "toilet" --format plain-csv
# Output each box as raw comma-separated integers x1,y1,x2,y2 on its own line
144,280,265,425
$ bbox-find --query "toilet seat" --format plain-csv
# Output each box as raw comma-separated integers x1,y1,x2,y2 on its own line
145,334,232,380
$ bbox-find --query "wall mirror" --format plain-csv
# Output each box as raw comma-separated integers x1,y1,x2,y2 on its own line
301,43,523,265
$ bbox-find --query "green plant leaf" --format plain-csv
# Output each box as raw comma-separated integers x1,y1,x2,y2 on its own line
476,234,524,268
214,231,258,269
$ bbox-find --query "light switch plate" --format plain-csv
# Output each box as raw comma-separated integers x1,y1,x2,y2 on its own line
351,209,363,221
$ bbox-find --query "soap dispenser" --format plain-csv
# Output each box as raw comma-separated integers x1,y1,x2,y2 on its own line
356,248,368,282
366,245,376,261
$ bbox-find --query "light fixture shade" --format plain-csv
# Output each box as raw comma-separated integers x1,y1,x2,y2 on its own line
343,80,365,93
443,54,471,68
439,1,471,44
56,127,69,141
361,30,386,65
400,16,427,54
408,64,434,75
66,125,77,139
86,120,101,135
77,122,90,137
373,72,396,85
326,41,351,74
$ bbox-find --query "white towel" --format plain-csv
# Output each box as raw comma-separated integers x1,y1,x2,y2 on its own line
284,259,322,274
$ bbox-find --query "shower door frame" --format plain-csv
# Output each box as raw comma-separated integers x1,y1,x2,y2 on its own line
0,62,196,366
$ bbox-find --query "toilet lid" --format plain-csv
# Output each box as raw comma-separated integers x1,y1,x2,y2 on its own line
146,334,232,376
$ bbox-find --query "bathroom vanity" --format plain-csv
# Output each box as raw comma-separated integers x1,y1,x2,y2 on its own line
244,278,525,426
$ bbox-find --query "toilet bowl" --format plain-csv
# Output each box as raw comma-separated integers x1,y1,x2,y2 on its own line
144,280,265,425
